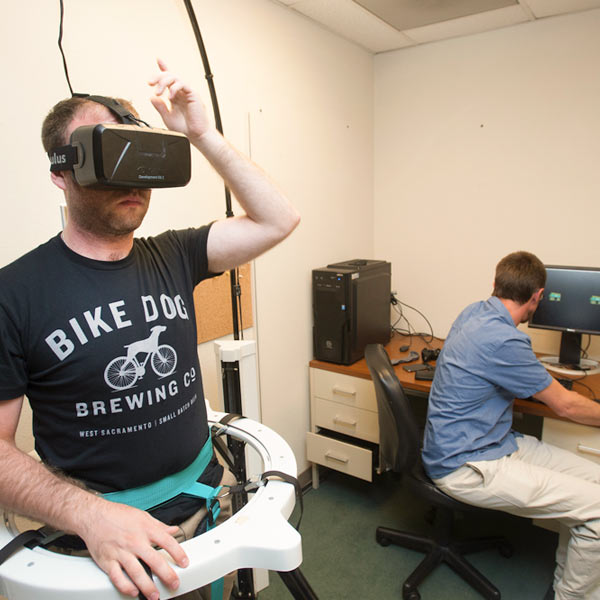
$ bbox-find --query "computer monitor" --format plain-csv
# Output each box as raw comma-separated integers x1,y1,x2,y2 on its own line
529,265,600,371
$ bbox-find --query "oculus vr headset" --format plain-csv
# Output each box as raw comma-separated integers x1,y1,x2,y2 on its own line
48,95,191,189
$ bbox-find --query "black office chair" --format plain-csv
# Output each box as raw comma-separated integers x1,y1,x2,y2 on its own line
364,344,512,600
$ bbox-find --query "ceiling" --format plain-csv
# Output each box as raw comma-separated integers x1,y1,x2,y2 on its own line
272,0,600,53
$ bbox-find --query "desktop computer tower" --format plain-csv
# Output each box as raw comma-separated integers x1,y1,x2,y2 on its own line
313,259,391,365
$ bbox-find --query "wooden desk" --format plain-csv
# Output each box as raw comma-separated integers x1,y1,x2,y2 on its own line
307,333,600,487
310,333,600,418
310,333,441,396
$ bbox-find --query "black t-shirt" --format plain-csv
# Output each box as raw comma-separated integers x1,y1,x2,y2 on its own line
0,227,221,494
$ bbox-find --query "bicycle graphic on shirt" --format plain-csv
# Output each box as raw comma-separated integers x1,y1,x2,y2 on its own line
104,325,177,391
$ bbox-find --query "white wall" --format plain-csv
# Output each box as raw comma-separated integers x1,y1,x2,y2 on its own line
374,8,600,359
0,1,374,470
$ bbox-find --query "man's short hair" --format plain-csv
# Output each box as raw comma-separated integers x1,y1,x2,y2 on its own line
41,96,138,153
492,251,546,305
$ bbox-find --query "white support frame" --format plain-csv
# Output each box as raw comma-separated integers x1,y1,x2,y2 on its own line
213,339,269,592
0,409,301,600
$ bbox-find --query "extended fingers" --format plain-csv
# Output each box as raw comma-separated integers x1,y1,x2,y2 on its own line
149,60,193,101
105,544,181,600
148,58,169,84
151,77,193,104
120,552,162,600
105,558,144,598
149,72,178,96
147,59,208,136
153,525,189,568
137,546,181,594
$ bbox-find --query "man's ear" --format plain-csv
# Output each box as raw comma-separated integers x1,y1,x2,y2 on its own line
533,288,544,303
50,170,68,191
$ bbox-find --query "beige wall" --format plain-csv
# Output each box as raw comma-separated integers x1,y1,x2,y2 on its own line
374,8,600,360
0,1,374,471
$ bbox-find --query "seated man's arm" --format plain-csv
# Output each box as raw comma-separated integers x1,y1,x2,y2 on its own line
0,396,187,600
149,59,301,273
534,379,600,426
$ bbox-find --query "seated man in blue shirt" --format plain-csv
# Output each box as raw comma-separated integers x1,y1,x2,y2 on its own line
422,251,600,600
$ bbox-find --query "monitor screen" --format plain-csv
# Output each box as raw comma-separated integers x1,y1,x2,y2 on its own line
530,265,600,368
530,265,600,335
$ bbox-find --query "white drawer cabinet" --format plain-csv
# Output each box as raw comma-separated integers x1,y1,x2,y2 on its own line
535,419,600,532
307,368,379,487
542,419,600,465
312,369,378,412
306,432,374,482
313,400,379,443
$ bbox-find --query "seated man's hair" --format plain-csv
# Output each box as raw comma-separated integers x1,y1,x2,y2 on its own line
492,251,546,305
41,96,138,153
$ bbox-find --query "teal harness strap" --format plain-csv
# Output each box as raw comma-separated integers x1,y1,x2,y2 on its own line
103,436,220,511
102,434,225,598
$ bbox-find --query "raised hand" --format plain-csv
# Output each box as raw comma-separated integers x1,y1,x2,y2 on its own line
148,58,212,142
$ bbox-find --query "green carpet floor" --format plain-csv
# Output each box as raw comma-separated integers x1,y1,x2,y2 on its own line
257,468,556,599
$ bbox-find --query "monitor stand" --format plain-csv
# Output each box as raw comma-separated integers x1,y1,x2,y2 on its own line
539,356,600,377
539,331,600,376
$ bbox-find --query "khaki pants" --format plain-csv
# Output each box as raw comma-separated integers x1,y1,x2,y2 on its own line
434,434,600,600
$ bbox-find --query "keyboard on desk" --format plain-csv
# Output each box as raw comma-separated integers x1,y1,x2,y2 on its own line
556,377,573,390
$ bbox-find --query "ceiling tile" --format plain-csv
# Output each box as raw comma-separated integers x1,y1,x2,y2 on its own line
404,5,531,44
354,0,518,31
523,0,600,18
292,0,414,52
272,0,600,53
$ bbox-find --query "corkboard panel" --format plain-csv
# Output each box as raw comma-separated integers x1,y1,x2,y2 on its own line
193,263,253,343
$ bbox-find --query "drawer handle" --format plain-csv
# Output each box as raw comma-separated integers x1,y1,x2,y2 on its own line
332,386,356,398
325,452,349,464
577,444,600,457
333,415,357,427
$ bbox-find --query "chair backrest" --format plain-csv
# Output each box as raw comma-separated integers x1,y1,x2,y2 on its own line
364,344,421,474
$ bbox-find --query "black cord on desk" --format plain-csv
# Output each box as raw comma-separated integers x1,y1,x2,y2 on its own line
391,293,440,346
573,380,599,402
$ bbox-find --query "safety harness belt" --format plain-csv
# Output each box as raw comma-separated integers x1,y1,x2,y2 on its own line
103,434,221,513
103,433,223,599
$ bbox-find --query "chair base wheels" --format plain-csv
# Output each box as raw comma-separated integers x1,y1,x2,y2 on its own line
376,524,508,600
402,584,421,600
376,530,391,547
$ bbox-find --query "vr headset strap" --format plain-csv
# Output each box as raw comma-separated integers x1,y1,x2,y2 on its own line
84,95,144,126
74,94,149,127
49,143,79,172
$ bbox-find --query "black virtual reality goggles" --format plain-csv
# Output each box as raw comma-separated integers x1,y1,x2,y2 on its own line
48,95,191,189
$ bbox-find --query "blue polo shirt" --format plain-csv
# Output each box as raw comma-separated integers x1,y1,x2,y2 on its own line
422,297,552,480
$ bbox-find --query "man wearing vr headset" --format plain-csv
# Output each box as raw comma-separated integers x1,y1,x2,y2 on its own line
0,59,300,600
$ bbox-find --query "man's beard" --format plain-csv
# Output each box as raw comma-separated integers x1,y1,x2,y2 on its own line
66,185,151,238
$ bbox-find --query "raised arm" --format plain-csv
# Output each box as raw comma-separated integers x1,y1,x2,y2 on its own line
0,396,187,600
149,59,300,273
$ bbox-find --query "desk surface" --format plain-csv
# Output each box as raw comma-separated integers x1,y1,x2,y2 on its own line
309,333,600,422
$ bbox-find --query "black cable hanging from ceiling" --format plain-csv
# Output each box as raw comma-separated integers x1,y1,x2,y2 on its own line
182,0,242,341
58,0,74,96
